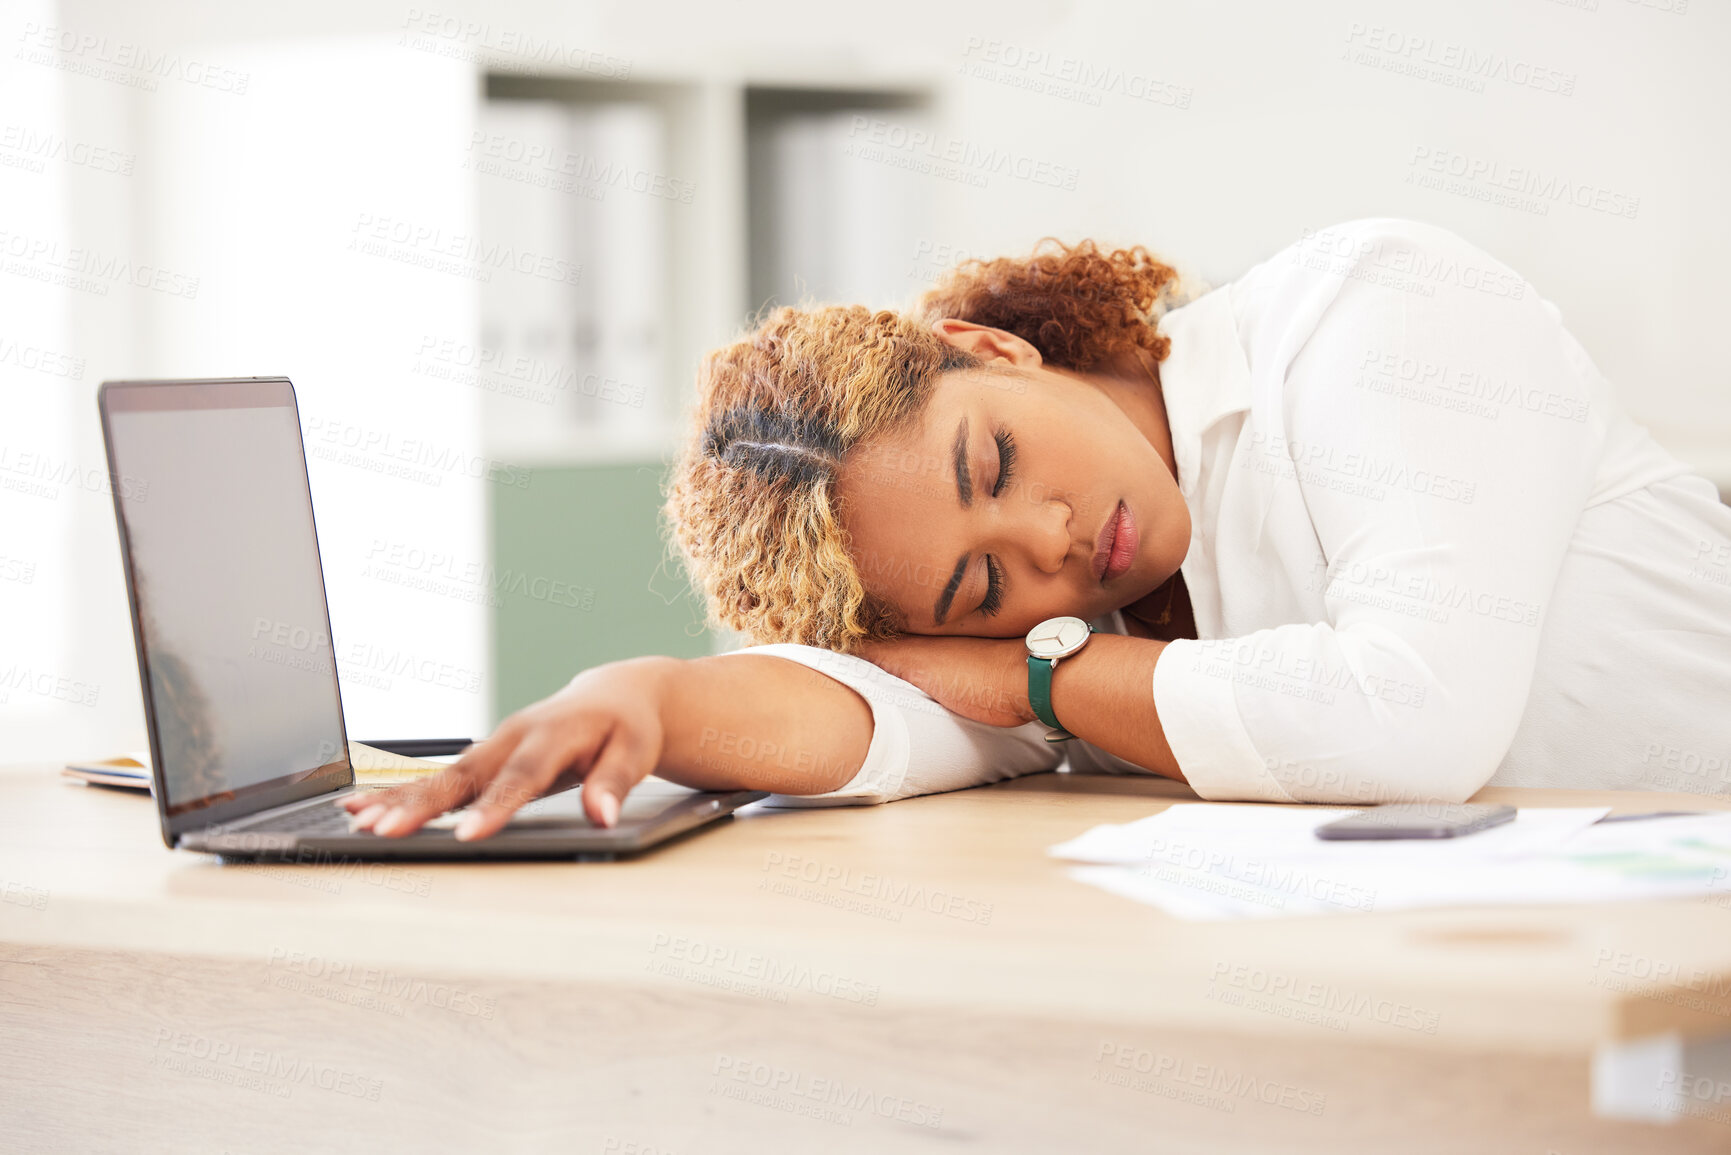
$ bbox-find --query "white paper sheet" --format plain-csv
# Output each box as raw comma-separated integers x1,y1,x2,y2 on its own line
1050,806,1731,920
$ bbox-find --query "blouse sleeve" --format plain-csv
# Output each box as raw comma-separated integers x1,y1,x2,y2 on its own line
1153,219,1602,804
717,644,1065,806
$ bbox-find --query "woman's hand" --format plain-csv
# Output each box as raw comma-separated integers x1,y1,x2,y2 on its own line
342,656,679,840
854,635,1034,728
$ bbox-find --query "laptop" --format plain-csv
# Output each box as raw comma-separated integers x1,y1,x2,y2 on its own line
98,376,765,860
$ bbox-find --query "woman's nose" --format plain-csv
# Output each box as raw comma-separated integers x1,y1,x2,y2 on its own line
1023,497,1073,575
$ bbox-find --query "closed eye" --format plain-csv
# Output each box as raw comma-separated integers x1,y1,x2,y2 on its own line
991,427,1017,498
980,554,1004,617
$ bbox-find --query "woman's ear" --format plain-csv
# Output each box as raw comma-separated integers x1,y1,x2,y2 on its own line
930,319,1044,367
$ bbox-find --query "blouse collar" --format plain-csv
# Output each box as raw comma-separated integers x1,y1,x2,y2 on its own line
1153,284,1254,498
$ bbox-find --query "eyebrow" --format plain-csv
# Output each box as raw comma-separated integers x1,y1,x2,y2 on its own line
952,416,973,509
934,553,968,626
934,417,973,625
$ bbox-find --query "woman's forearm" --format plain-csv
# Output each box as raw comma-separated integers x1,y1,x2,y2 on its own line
649,653,874,795
349,652,873,839
857,633,1185,782
1048,635,1184,781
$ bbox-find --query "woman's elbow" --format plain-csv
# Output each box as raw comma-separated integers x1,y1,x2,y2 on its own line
1280,711,1517,805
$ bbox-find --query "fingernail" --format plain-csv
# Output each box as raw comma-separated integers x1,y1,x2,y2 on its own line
374,808,408,836
597,794,619,828
454,811,485,841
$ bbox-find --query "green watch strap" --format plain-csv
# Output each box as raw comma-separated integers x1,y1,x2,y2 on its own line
1027,654,1066,734
1027,623,1095,740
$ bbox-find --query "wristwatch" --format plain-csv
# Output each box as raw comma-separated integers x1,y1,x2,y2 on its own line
1025,616,1095,743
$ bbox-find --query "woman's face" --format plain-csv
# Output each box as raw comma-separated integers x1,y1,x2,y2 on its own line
837,322,1191,639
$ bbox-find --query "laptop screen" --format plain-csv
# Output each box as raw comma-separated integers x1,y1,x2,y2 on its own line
102,379,350,824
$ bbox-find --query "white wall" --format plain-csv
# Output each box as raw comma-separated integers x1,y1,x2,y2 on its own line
1,0,84,757
2,0,1724,761
32,0,1725,447
1,18,489,760
134,39,490,748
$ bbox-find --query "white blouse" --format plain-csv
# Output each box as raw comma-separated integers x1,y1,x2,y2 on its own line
728,218,1731,805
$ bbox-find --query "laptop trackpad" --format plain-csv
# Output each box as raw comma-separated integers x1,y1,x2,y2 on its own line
419,777,699,831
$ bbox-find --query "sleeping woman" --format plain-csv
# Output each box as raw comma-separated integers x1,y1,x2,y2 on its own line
347,217,1731,840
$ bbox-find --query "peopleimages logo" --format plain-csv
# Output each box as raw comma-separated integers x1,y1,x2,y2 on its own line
0,444,149,502
1093,1042,1328,1116
303,415,533,489
0,123,134,175
14,22,251,95
1240,430,1479,505
1293,226,1527,300
958,37,1194,110
466,131,695,204
1354,343,1589,424
412,335,647,409
710,1054,944,1129
844,117,1080,191
151,1029,383,1101
1312,557,1545,629
398,9,632,79
647,934,880,1007
1407,146,1641,220
0,228,200,299
267,948,497,1019
0,665,100,708
0,335,84,380
760,850,996,925
1206,962,1442,1034
1190,637,1429,710
1341,22,1577,97
347,213,582,287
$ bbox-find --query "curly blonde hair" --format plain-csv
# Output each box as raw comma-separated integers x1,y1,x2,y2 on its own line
663,239,1182,652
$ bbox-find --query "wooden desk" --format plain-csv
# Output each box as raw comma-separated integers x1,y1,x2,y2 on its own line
5,764,1731,1154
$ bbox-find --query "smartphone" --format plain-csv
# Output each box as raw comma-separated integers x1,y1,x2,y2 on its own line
1314,803,1516,841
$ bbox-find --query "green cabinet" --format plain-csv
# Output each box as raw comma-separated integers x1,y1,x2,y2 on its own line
490,462,711,719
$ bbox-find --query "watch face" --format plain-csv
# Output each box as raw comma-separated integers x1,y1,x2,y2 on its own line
1026,616,1092,659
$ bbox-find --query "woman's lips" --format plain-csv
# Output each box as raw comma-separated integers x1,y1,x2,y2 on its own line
1092,501,1138,583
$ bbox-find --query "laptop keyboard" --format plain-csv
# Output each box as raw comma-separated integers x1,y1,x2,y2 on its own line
232,801,358,836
